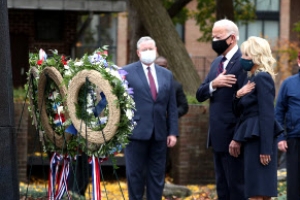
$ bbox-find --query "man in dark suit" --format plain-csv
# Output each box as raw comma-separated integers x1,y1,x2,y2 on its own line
155,56,189,118
123,36,178,200
196,19,247,200
155,56,189,174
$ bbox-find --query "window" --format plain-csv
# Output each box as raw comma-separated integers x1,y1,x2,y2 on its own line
76,13,118,63
176,23,185,42
238,0,280,44
35,11,63,41
255,0,279,11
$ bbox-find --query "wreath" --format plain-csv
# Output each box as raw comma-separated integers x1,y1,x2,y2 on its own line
38,66,71,149
27,47,135,158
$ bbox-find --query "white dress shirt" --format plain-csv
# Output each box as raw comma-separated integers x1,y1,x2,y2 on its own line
142,63,159,92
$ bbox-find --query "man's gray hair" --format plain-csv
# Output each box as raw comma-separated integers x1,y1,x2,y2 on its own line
213,19,240,40
137,36,156,49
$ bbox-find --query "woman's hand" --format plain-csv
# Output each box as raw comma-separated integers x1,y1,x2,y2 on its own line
236,81,255,98
260,154,271,166
229,140,241,157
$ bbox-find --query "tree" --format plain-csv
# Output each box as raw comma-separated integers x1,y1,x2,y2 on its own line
129,0,200,94
127,0,191,62
127,0,148,63
216,0,234,20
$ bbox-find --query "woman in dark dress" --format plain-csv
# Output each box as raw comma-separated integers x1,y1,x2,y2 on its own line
229,36,280,200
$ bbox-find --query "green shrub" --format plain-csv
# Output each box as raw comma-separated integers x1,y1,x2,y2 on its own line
13,87,26,102
186,94,208,105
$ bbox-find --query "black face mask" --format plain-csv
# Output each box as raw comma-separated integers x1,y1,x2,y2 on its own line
212,35,232,55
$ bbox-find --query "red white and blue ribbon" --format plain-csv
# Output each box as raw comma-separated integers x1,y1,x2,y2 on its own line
89,156,101,200
48,153,71,200
48,153,60,199
54,155,71,200
51,102,66,127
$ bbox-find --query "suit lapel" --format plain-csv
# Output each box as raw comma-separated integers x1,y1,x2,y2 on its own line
155,65,165,100
135,62,153,100
225,49,241,73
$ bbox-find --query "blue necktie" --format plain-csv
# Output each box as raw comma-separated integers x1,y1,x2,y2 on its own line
147,67,157,100
217,56,227,75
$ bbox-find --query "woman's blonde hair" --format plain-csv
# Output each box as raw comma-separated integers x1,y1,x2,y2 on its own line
241,36,276,80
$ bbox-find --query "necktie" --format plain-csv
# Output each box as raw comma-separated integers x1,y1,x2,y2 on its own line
147,67,157,100
217,56,227,75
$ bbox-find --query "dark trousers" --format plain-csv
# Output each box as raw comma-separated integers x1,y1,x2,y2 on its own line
213,151,246,200
125,137,167,200
68,154,90,196
286,138,300,200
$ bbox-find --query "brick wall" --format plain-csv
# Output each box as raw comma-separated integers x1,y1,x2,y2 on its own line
9,9,77,56
14,102,28,182
185,0,215,58
170,104,215,185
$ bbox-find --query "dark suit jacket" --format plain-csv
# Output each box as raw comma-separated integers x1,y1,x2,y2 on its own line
196,50,246,152
173,79,189,118
123,61,179,140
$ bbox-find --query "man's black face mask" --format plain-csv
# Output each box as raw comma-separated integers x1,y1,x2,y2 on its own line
212,35,232,55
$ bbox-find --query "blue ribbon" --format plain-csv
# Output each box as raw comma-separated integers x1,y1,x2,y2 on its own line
93,92,107,117
65,124,77,135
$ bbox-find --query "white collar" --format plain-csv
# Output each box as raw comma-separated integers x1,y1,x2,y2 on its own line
224,44,238,61
142,62,155,70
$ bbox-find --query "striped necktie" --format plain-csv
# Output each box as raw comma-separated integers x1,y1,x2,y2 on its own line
217,56,227,75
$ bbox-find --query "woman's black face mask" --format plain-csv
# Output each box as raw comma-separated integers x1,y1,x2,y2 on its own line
212,35,232,55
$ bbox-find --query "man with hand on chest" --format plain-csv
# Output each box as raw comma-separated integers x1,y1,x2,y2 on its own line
196,19,247,200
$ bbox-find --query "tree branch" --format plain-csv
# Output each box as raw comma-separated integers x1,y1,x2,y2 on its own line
216,0,234,20
167,0,192,18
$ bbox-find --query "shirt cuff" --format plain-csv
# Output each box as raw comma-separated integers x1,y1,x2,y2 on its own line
209,81,216,94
